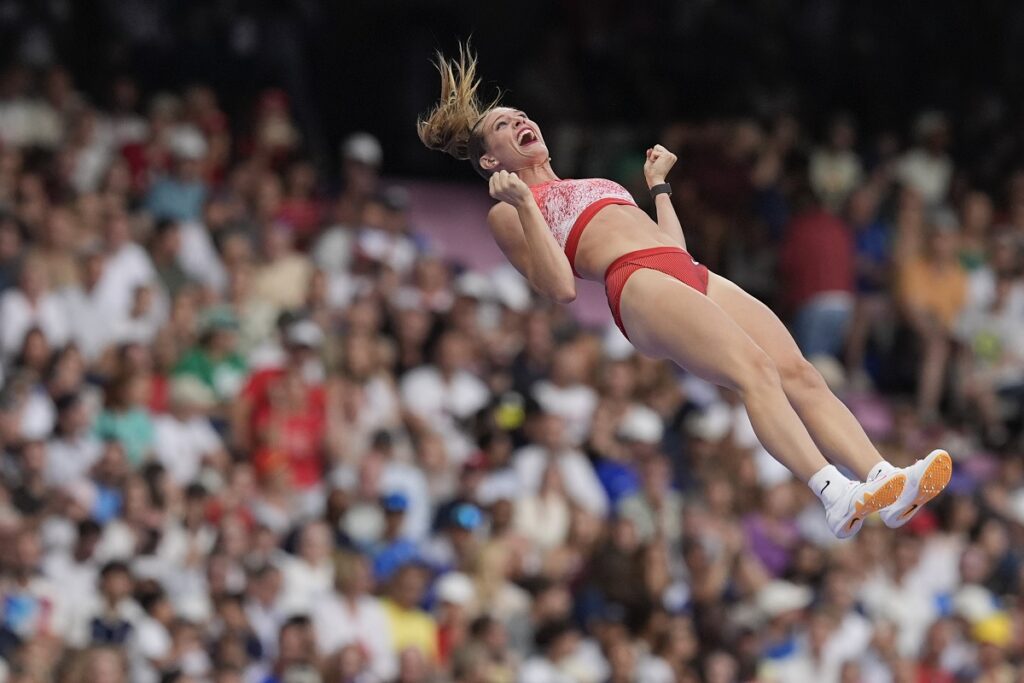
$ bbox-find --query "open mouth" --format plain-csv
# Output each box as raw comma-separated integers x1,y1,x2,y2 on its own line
517,128,539,147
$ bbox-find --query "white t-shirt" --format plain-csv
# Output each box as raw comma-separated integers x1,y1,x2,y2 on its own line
153,414,223,485
58,285,121,362
513,445,609,517
311,594,397,680
531,380,598,446
131,616,172,683
46,434,103,486
177,221,227,294
896,149,952,207
99,243,159,320
400,366,491,462
313,224,355,273
0,289,70,357
277,556,334,614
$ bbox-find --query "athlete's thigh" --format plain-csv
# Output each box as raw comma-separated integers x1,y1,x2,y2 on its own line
618,269,766,389
704,272,804,364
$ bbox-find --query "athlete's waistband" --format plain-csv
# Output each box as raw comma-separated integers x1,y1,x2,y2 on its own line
603,245,692,281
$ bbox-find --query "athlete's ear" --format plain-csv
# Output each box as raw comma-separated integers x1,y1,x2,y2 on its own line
479,154,500,171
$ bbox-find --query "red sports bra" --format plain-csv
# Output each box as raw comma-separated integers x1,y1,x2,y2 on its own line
529,178,638,277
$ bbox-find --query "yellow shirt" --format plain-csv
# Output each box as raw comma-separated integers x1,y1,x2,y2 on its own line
897,257,967,330
381,599,438,662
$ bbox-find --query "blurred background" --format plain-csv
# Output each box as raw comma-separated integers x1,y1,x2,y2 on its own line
0,1,1024,682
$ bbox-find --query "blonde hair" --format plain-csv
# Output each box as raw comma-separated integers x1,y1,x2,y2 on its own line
417,43,501,174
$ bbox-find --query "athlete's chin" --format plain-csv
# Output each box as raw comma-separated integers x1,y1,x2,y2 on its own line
516,143,549,162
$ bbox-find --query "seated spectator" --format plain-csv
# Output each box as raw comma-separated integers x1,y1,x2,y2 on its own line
252,223,314,314
514,411,609,518
311,551,396,680
896,111,953,208
94,370,155,467
174,307,248,404
0,254,69,358
381,563,438,664
956,274,1024,446
809,115,863,212
260,615,320,683
368,493,422,582
531,343,598,447
144,129,209,223
779,188,855,359
895,203,968,420
400,331,491,463
616,452,680,546
519,619,606,683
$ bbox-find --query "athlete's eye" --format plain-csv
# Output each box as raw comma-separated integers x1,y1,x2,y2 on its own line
496,121,507,130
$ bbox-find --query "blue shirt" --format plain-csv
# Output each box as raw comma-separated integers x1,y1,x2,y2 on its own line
145,176,208,222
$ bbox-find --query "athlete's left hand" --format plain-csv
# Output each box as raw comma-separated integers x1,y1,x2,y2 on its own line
644,144,677,186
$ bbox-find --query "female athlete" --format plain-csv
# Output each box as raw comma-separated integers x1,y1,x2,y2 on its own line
416,47,951,539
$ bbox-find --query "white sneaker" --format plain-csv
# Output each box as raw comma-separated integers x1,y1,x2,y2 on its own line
824,471,907,540
878,449,953,529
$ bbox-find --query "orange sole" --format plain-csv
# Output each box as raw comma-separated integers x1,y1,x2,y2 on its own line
845,473,907,533
898,451,953,519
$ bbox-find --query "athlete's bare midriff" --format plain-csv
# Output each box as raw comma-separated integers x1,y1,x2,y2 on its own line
570,204,682,281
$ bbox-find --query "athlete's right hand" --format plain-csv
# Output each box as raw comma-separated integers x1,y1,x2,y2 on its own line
489,170,532,208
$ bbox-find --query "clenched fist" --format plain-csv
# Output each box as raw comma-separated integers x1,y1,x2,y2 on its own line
489,170,533,208
644,144,678,187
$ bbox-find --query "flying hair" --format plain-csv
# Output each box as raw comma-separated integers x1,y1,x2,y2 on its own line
417,42,501,171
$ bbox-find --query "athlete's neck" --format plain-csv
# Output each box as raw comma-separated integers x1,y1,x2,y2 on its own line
511,158,558,187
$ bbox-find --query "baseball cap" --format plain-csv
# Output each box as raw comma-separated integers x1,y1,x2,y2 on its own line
341,132,383,167
285,320,324,349
380,492,409,514
617,406,664,444
169,127,208,160
435,572,476,606
449,503,483,531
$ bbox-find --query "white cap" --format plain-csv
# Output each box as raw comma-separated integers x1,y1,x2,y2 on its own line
170,375,217,409
490,265,531,312
756,581,813,618
808,354,847,392
342,132,383,166
617,406,664,444
455,272,494,300
285,320,324,348
602,324,635,360
435,572,476,606
169,126,208,160
953,585,998,623
683,401,733,442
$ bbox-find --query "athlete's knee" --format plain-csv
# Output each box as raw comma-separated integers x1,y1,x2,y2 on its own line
731,348,781,395
778,355,828,397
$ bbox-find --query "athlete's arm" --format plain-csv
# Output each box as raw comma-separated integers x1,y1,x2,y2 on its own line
487,171,577,304
645,144,687,250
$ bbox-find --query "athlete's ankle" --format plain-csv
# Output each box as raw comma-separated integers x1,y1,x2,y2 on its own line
808,464,849,507
867,460,897,482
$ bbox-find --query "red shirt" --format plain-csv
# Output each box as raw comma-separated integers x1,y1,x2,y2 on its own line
242,368,326,489
779,208,855,310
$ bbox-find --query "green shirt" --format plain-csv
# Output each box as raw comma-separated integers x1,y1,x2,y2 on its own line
174,348,248,400
95,408,154,466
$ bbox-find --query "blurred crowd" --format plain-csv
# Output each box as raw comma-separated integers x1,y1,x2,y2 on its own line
2,35,1024,683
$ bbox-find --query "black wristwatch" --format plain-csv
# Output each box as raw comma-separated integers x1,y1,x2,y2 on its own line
650,182,672,198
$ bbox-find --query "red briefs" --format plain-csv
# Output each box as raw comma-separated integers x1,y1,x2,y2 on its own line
604,246,710,341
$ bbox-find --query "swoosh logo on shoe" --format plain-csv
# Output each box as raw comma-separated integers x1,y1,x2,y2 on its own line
901,504,919,519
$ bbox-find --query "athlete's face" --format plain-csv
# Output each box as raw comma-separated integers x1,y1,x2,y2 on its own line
477,107,548,173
